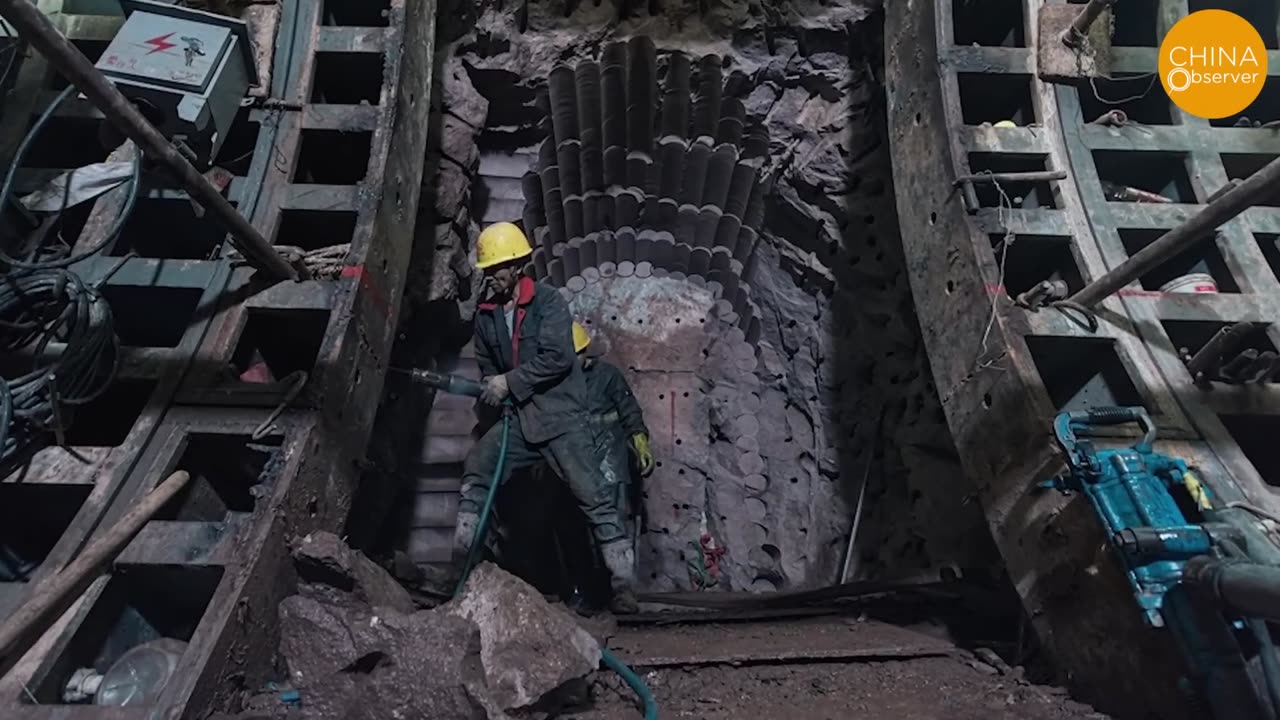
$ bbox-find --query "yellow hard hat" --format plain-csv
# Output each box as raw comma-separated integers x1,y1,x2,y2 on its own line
572,322,591,353
993,120,1017,128
476,222,533,270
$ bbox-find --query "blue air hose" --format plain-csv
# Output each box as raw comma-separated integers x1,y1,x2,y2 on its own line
453,410,659,719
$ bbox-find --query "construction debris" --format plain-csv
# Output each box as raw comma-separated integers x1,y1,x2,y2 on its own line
279,538,600,720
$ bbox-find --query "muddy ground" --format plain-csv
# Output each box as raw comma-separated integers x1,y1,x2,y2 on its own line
571,616,1109,720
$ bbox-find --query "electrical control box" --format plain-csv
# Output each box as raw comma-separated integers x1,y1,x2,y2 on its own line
94,0,258,167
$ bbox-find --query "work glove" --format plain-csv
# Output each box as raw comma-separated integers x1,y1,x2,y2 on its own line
480,374,510,406
630,433,655,476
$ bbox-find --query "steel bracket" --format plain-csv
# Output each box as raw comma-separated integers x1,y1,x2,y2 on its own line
1037,3,1114,84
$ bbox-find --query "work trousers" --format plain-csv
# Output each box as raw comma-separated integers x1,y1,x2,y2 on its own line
590,419,633,530
459,415,626,545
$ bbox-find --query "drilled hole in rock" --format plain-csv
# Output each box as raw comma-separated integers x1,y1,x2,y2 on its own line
988,234,1084,296
1219,415,1280,487
1119,229,1239,293
1094,151,1196,204
295,130,373,184
312,53,384,105
214,108,261,176
233,307,330,380
101,286,202,348
1214,76,1280,127
0,483,91,583
1026,336,1144,413
155,434,281,522
1162,321,1278,364
322,0,390,26
952,0,1024,46
33,565,223,704
967,154,1058,209
957,74,1035,125
111,199,232,259
61,379,156,447
1078,73,1174,124
1110,0,1159,46
1222,154,1280,207
277,209,358,251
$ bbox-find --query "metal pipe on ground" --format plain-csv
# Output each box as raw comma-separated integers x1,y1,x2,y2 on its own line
0,0,299,281
0,470,191,674
1069,154,1280,307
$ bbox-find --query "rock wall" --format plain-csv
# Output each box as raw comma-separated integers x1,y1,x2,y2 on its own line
402,0,1002,589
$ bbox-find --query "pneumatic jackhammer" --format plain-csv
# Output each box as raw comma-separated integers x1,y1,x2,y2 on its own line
1047,407,1280,719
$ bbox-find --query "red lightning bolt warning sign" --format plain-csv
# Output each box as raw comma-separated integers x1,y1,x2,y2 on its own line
141,32,177,55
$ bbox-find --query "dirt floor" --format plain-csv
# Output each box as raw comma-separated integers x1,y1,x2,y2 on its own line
580,656,1108,720
569,616,1109,720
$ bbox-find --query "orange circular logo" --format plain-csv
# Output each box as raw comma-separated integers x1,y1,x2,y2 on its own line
1159,10,1267,119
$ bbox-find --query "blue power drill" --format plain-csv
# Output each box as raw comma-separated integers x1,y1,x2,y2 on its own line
1047,407,1225,626
1048,406,1280,719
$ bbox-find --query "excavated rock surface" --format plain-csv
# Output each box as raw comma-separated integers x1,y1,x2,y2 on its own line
277,547,599,720
405,0,1000,592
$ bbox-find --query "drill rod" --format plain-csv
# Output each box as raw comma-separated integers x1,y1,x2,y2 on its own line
0,0,299,281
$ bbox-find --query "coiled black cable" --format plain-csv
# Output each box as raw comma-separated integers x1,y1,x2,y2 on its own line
0,268,118,473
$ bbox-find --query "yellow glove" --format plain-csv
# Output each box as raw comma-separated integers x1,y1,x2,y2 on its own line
631,433,655,476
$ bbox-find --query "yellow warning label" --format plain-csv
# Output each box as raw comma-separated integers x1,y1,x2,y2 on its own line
1159,10,1267,119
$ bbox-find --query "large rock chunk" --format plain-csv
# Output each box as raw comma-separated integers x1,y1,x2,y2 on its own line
279,596,491,720
292,532,415,613
447,563,602,711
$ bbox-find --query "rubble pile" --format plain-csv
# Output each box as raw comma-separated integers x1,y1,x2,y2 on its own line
231,533,601,720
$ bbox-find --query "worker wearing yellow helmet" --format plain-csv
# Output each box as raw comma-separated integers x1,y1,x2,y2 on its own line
457,222,639,613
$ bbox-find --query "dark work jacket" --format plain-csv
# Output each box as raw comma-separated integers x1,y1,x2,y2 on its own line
583,361,648,438
474,276,589,444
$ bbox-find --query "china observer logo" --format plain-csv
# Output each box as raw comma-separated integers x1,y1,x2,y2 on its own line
1159,10,1267,119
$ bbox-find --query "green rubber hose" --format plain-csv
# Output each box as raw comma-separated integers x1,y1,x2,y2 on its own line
453,410,658,719
601,646,659,720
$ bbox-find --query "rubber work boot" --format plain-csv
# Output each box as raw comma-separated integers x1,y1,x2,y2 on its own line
600,540,639,614
453,512,480,561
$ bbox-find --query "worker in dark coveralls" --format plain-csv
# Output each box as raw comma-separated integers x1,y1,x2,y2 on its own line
455,222,638,613
572,321,655,519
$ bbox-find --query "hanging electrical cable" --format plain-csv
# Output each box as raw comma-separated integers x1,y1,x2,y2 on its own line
0,267,118,473
0,84,142,270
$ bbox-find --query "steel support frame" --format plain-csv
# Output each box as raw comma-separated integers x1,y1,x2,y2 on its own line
0,0,435,715
887,1,1280,717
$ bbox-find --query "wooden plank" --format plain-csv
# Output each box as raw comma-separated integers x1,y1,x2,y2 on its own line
247,280,336,311
942,46,1033,74
411,492,458,528
284,184,360,212
117,520,238,566
417,434,473,464
608,618,957,669
958,126,1049,155
407,526,452,563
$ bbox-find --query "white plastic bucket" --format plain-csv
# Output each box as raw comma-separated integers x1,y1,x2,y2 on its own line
1160,273,1218,294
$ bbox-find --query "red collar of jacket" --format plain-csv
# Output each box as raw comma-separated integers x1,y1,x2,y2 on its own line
478,276,536,311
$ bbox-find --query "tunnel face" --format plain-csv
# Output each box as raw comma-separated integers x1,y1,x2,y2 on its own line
404,2,1002,593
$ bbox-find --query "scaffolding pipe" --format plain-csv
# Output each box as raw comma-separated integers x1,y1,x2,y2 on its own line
0,0,299,281
1069,154,1280,308
1061,0,1115,49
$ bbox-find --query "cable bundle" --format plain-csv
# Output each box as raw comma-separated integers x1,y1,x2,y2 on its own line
0,86,135,473
0,268,118,472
